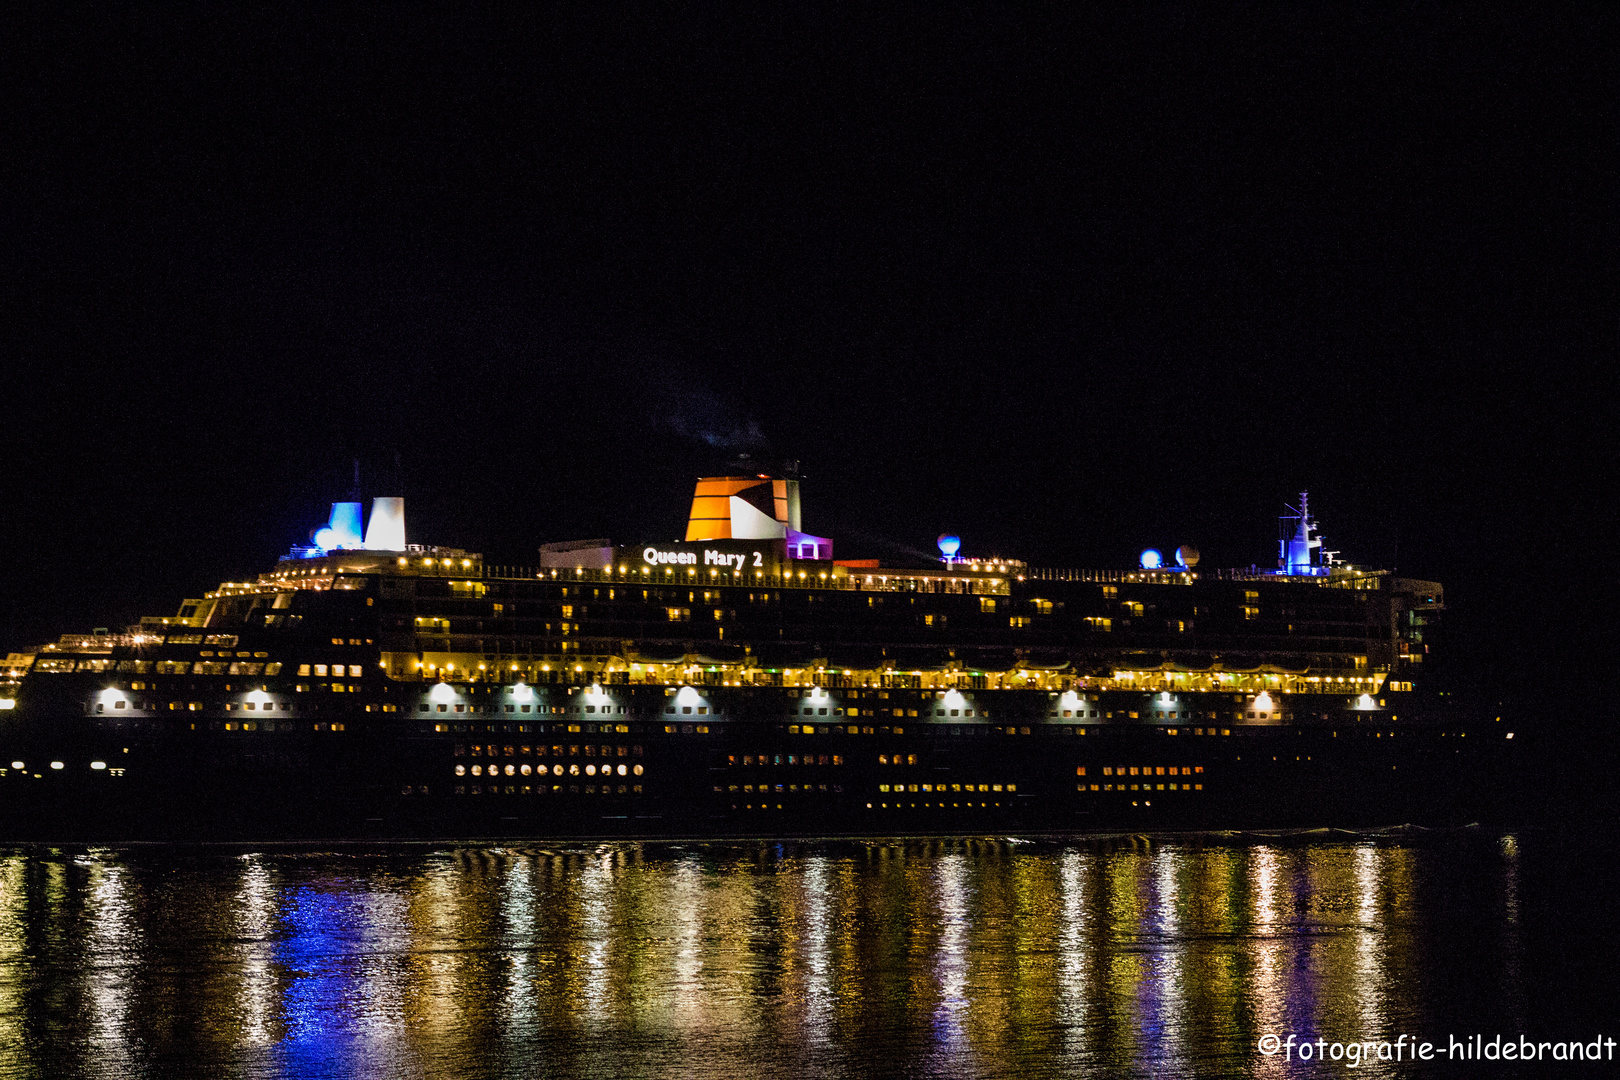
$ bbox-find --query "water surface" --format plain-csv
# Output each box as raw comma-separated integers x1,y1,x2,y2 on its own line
0,831,1610,1078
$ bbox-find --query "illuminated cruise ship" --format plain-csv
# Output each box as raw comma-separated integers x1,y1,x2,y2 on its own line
0,468,1518,840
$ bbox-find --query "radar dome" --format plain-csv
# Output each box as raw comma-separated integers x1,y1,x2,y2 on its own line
1139,548,1163,570
1175,545,1200,568
937,534,962,558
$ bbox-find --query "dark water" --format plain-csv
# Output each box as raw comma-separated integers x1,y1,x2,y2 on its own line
0,831,1613,1079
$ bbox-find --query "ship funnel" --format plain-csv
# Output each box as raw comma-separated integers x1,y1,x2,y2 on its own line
314,501,365,550
364,497,406,551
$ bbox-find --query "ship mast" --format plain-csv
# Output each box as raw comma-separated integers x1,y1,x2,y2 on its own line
1279,491,1326,575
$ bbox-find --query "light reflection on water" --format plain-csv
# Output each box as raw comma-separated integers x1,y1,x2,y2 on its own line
0,834,1555,1079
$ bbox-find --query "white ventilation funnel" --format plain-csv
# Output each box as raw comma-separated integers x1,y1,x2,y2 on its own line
364,497,406,550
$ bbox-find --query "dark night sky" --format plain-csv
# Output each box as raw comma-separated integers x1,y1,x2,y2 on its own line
0,6,1610,695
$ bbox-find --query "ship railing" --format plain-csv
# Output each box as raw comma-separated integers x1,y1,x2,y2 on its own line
1025,567,1388,589
1025,568,1194,585
39,632,165,653
1202,567,1389,589
481,565,1011,596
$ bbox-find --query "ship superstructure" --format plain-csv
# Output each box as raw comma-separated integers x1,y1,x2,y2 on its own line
0,470,1505,841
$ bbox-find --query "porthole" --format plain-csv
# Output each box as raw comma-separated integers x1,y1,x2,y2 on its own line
632,764,644,777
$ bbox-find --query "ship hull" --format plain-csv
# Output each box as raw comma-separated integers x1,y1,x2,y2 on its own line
0,693,1523,842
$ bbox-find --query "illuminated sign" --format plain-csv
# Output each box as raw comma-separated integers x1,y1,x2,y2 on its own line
630,539,786,575
642,546,763,571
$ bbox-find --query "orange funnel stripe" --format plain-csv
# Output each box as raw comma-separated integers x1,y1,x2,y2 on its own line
685,477,770,541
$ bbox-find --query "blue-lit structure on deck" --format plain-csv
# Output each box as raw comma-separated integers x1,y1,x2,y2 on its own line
292,497,408,559
1277,492,1332,577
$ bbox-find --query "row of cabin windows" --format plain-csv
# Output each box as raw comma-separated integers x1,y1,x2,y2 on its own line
456,762,644,778
420,703,642,714
730,753,844,766
212,721,345,732
880,781,1012,794
790,724,899,735
1082,766,1204,777
870,797,1008,808
1081,782,1204,791
97,700,337,714
724,783,841,794
793,706,985,718
150,662,282,676
455,783,644,795
433,722,630,734
792,725,1023,736
1134,709,1283,721
456,743,643,758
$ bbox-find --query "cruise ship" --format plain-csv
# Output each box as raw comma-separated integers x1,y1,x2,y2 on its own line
0,467,1520,840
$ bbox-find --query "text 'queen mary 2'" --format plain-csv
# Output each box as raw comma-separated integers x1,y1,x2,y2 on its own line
0,469,1519,841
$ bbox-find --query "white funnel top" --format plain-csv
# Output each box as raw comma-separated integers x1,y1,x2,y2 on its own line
364,497,406,551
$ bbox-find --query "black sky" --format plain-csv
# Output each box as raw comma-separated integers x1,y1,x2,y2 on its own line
0,5,1611,694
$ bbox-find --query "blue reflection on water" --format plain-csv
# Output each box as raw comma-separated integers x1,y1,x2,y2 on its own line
272,884,416,1079
276,887,362,1075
